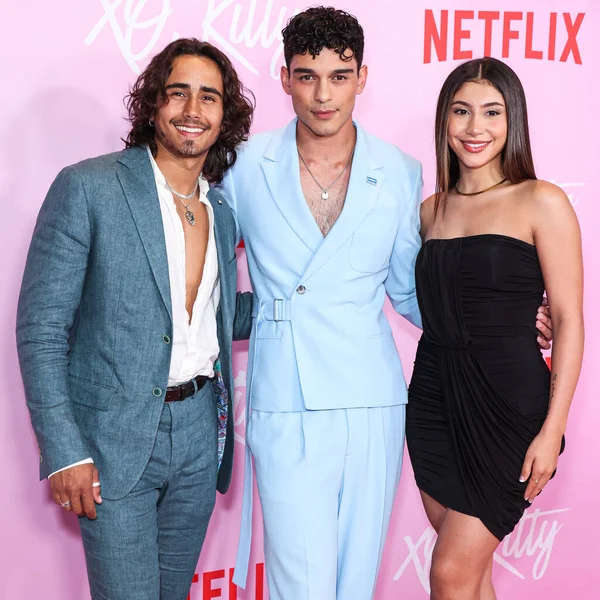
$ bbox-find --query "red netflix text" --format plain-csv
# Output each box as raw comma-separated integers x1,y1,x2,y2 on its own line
187,563,265,600
424,10,585,64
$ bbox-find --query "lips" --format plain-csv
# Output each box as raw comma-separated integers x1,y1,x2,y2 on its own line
171,121,210,138
173,123,208,137
461,140,491,153
313,110,336,120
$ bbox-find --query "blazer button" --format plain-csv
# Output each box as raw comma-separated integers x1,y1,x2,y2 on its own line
296,285,306,295
152,387,163,397
162,335,171,344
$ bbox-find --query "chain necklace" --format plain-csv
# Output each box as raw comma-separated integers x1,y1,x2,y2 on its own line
297,145,355,200
455,177,507,197
165,179,199,226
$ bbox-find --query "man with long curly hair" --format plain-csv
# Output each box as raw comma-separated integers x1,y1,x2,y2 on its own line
17,39,253,600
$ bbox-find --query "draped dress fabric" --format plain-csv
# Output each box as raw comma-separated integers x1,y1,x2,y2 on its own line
406,234,564,540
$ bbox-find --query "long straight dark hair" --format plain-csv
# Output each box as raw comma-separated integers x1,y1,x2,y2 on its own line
434,57,537,218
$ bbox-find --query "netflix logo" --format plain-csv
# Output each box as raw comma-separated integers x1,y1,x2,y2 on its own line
424,10,585,64
187,564,265,600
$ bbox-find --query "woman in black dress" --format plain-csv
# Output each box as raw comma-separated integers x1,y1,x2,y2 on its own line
406,57,584,599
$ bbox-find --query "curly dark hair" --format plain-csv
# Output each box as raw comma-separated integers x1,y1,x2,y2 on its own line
124,38,254,184
282,6,364,70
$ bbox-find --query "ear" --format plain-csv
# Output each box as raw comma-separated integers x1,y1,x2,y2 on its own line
281,65,292,96
356,64,368,95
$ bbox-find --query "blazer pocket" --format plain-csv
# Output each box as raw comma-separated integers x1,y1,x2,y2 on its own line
68,375,117,411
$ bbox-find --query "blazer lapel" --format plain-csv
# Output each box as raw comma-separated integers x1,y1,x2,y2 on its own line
117,147,172,320
207,187,231,303
260,120,323,253
302,124,386,281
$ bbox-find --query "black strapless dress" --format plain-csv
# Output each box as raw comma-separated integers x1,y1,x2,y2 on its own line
407,234,564,540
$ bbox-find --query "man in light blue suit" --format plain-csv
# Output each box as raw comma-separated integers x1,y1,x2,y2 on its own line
17,39,253,600
219,8,422,599
221,8,554,598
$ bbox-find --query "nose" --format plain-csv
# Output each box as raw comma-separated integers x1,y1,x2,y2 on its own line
465,113,484,137
314,79,332,105
182,95,202,120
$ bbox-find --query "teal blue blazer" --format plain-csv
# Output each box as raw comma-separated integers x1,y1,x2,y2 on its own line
17,146,252,497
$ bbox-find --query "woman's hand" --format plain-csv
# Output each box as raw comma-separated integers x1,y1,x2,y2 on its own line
520,429,563,502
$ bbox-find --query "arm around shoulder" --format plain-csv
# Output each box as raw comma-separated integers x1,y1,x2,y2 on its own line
233,291,253,341
385,161,424,329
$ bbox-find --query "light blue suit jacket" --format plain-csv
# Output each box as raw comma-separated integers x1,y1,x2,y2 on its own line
16,147,252,498
220,119,423,413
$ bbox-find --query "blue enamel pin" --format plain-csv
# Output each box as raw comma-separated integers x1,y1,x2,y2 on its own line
366,176,377,185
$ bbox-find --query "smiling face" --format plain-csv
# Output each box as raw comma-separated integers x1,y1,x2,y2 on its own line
447,80,508,172
153,54,224,163
281,47,367,139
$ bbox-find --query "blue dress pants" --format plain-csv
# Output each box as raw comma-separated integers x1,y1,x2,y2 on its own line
79,384,217,600
248,404,406,600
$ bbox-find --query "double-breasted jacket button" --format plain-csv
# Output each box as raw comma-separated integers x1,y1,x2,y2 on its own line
296,285,306,295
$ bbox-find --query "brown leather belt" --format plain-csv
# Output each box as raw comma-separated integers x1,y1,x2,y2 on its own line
165,375,212,402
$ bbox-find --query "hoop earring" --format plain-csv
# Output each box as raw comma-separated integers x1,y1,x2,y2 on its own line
149,118,154,127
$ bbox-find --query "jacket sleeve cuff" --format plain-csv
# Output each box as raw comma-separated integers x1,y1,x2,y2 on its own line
48,457,94,479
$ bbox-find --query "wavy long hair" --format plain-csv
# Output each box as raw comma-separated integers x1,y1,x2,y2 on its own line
434,57,536,218
124,38,254,184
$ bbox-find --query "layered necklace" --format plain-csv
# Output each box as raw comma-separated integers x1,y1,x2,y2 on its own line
165,179,199,226
297,143,355,200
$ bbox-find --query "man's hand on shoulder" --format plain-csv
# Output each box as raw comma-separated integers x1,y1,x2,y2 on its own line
50,463,102,519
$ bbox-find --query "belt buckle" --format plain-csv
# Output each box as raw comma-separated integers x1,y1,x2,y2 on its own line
165,383,184,402
273,299,284,322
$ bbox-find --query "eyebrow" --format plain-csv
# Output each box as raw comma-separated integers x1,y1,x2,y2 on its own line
164,82,222,98
452,100,504,108
292,68,355,75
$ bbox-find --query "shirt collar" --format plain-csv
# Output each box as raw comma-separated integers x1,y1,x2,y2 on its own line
146,146,210,196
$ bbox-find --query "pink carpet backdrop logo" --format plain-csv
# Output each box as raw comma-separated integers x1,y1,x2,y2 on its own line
1,1,597,599
393,507,570,594
233,369,247,446
187,564,265,599
423,9,586,64
85,0,302,79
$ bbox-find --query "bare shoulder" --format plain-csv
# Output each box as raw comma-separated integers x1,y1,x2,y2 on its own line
528,180,571,211
525,180,580,242
512,179,573,220
420,194,437,238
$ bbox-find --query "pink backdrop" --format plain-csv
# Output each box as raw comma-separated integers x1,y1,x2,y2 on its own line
1,1,599,598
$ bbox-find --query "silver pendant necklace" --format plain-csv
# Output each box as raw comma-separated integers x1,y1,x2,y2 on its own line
297,146,355,200
165,179,199,226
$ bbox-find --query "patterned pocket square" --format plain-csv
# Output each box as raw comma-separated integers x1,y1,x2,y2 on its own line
212,358,228,470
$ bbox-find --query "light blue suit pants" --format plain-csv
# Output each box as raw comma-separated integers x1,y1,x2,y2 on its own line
78,384,217,600
248,404,406,600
